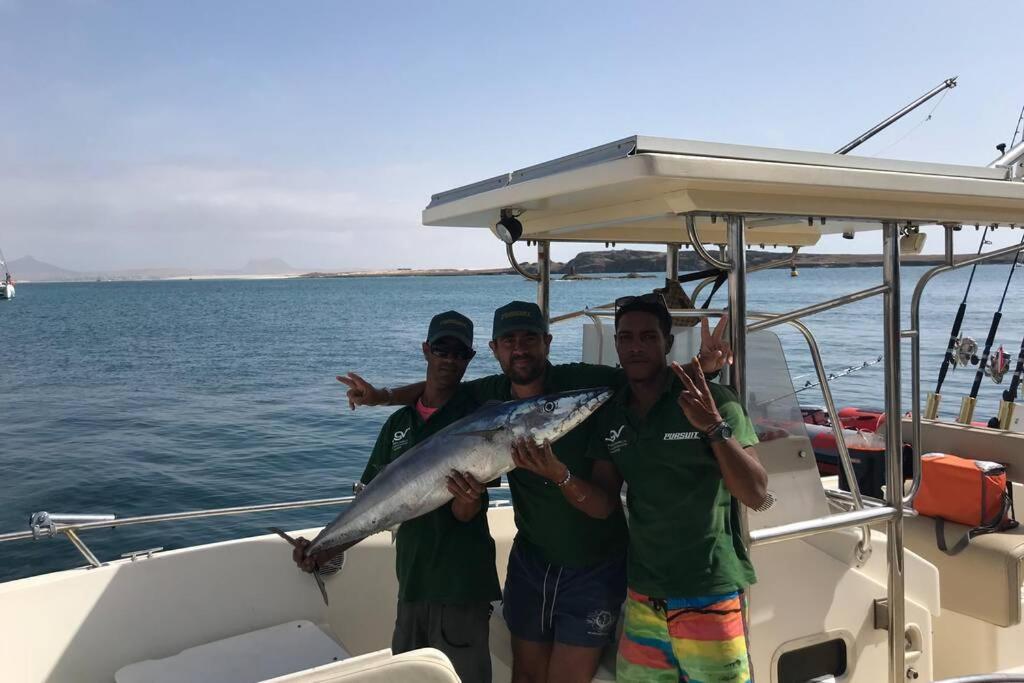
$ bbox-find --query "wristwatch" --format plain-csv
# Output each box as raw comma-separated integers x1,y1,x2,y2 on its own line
704,420,733,444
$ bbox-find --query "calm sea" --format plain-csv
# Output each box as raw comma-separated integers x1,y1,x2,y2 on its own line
1,266,1021,581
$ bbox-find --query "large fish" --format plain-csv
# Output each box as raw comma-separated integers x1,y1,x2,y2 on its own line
308,387,612,556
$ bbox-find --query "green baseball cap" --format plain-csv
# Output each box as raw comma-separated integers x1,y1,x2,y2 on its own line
492,300,548,340
427,310,474,348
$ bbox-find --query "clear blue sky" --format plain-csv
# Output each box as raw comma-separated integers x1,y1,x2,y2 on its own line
1,1,1022,271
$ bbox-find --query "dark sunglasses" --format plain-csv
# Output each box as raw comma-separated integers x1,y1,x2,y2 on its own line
429,344,476,361
615,292,668,310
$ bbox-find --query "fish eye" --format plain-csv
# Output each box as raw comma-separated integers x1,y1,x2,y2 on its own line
543,401,556,413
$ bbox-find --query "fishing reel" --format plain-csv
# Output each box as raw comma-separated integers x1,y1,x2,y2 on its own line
950,336,978,369
985,346,1012,384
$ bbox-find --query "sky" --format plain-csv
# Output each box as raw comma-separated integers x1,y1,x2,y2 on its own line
1,1,1023,272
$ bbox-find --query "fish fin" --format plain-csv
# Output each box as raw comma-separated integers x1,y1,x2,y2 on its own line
389,524,401,544
312,570,329,605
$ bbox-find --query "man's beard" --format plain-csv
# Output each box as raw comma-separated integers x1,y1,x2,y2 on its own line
504,355,546,385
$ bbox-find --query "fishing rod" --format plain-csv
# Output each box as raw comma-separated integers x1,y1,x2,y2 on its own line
994,332,1024,429
757,355,884,408
958,232,1024,424
925,225,991,419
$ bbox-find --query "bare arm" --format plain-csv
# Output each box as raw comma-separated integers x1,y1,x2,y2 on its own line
511,438,622,519
673,359,769,510
710,443,768,510
336,373,425,409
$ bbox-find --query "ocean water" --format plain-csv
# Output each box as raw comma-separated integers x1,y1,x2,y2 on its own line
0,266,1021,582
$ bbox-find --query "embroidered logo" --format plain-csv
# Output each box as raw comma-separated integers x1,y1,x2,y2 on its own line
585,609,616,636
393,427,412,449
605,425,628,454
663,431,700,441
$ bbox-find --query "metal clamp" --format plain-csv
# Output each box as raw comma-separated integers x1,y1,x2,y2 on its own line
29,512,116,540
120,547,163,562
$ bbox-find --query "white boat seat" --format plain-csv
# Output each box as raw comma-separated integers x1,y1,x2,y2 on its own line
114,620,349,683
902,513,1024,627
488,601,618,681
263,648,460,682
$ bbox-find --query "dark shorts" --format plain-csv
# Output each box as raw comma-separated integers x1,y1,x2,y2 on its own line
392,600,493,683
502,540,626,648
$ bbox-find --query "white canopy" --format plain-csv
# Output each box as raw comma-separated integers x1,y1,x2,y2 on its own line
422,136,1024,247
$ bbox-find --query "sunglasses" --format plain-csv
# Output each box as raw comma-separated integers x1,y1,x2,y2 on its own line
429,344,476,361
615,293,668,310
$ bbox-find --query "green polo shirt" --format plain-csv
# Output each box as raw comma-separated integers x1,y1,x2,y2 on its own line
463,363,629,568
587,373,759,598
360,391,501,604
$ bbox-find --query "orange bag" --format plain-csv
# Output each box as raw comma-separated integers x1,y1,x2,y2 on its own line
913,453,1017,555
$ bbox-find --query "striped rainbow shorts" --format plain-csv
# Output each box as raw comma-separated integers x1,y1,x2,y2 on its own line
617,588,752,682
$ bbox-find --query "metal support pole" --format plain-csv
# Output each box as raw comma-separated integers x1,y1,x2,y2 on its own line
65,529,103,568
537,240,551,323
882,222,906,682
727,216,747,403
666,243,680,282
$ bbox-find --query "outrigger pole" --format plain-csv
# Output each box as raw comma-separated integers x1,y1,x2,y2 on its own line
835,76,957,155
925,226,990,418
958,232,1024,424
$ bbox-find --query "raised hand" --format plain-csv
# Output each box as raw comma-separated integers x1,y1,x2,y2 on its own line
671,357,724,433
511,437,568,483
698,314,733,374
336,372,385,410
446,470,486,504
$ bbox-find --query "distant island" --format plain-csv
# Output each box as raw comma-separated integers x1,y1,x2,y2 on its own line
8,249,1021,283
302,248,1022,280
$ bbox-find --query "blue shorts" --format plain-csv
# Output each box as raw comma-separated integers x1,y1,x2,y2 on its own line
502,540,626,648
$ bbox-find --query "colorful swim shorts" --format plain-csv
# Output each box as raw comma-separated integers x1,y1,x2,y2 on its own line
617,588,752,682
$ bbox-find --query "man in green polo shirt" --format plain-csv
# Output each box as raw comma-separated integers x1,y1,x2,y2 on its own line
293,311,500,683
512,295,767,682
338,299,738,683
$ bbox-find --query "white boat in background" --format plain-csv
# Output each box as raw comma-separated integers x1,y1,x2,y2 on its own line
0,248,14,300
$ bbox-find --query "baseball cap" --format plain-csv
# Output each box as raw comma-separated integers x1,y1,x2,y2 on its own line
427,310,474,348
492,300,548,340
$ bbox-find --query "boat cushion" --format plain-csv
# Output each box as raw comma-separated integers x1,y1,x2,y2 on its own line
114,620,349,683
902,513,1024,627
263,648,460,682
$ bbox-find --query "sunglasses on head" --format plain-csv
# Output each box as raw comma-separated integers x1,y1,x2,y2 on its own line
429,344,475,361
615,293,668,310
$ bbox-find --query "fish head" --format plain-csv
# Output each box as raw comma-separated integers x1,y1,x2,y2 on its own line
503,387,614,444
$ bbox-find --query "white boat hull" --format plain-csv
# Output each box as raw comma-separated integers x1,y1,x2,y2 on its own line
0,283,13,299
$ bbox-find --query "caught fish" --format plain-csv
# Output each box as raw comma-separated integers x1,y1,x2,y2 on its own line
306,388,612,557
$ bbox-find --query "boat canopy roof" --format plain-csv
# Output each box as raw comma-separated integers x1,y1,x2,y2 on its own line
422,136,1024,247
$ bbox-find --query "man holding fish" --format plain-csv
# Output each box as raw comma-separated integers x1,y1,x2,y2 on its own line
292,311,501,683
337,299,743,683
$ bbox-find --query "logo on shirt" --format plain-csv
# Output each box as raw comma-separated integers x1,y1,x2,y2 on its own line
605,425,628,454
663,431,701,441
393,427,412,449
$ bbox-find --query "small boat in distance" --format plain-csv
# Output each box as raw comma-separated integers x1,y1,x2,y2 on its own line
0,248,14,300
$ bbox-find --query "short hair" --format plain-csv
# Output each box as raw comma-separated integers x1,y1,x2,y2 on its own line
614,299,672,338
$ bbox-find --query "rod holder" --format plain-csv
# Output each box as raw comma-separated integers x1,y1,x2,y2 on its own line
957,396,977,425
924,393,941,420
996,401,1016,431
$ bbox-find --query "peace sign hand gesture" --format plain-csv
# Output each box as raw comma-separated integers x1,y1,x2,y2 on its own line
336,372,387,410
698,315,733,375
671,357,724,433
